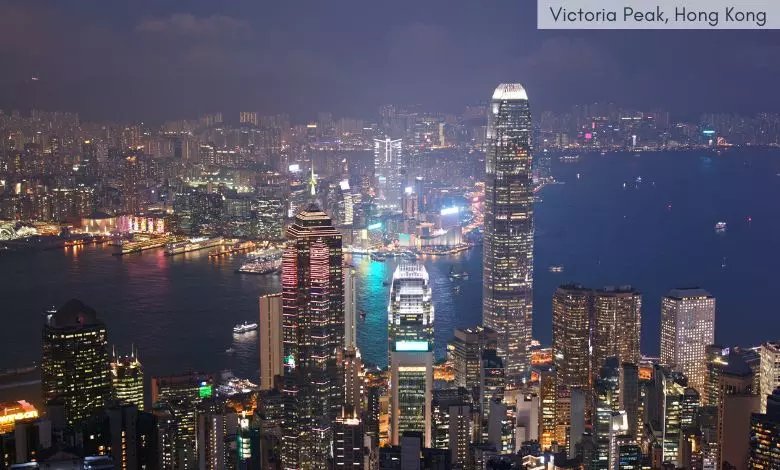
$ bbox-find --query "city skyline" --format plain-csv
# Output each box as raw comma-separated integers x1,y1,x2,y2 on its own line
1,2,780,466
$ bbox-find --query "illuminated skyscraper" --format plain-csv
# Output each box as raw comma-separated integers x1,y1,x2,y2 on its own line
749,388,780,469
110,347,145,410
387,263,434,446
152,373,214,470
593,287,642,371
758,341,780,413
258,293,283,391
483,83,534,379
41,299,111,426
552,284,591,391
373,137,403,209
281,204,344,469
660,288,715,394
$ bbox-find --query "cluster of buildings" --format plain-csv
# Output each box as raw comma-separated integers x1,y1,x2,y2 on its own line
0,84,778,470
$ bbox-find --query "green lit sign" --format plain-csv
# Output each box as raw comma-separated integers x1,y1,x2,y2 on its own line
368,223,382,230
199,382,213,398
395,340,429,352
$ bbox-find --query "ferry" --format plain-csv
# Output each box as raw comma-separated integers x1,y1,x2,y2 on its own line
549,265,564,273
714,221,727,233
233,321,258,334
165,237,224,256
236,248,283,275
559,155,580,162
370,252,387,262
449,267,469,280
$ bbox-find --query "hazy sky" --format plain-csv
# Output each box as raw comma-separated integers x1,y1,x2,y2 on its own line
1,0,778,122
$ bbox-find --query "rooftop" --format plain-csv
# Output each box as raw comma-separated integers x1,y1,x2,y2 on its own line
492,83,528,101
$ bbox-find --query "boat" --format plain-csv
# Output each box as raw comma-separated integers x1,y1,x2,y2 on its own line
448,267,469,280
233,322,258,334
549,265,564,273
225,347,236,354
715,221,727,233
236,248,283,274
360,311,366,320
370,252,387,262
453,285,461,294
382,280,390,286
165,237,224,256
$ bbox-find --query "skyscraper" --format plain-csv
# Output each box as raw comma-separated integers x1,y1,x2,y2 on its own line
41,299,111,426
593,287,642,371
258,293,283,391
110,347,144,410
333,406,365,469
281,204,344,469
758,341,780,413
660,288,716,394
387,263,434,446
552,284,592,391
483,83,534,379
373,137,403,209
749,387,780,469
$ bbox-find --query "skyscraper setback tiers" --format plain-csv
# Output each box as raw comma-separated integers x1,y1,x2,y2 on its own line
281,204,344,469
482,83,535,379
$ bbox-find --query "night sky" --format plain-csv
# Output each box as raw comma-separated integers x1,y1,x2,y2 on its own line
1,0,778,121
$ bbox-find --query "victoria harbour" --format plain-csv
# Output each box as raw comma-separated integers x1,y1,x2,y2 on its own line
3,148,779,380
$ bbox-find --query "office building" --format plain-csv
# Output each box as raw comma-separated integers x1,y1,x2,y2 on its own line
373,137,403,209
333,406,365,469
593,287,642,371
552,284,592,391
660,288,716,393
110,347,144,410
448,326,497,393
758,341,780,413
41,299,111,426
387,263,434,446
749,387,780,469
258,293,283,391
151,373,214,469
281,204,344,469
717,360,759,470
483,83,534,379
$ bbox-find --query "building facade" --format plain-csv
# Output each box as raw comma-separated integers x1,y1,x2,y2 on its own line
281,204,344,469
41,299,111,426
483,83,534,379
660,288,716,394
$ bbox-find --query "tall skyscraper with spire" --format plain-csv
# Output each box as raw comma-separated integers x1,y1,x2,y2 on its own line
281,203,344,469
483,83,534,379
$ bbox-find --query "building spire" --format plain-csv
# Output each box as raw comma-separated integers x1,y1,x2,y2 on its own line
309,165,317,197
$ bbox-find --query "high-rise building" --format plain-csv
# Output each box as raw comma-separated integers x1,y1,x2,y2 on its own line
448,326,497,393
660,288,715,393
758,341,780,413
387,263,434,446
552,284,592,391
717,360,759,470
749,387,780,469
483,83,534,379
41,299,111,426
110,347,144,410
333,406,365,469
373,137,403,209
281,204,344,469
258,293,283,391
593,287,642,371
151,373,214,470
619,363,640,441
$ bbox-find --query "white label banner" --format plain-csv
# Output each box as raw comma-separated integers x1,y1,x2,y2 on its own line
538,0,777,29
